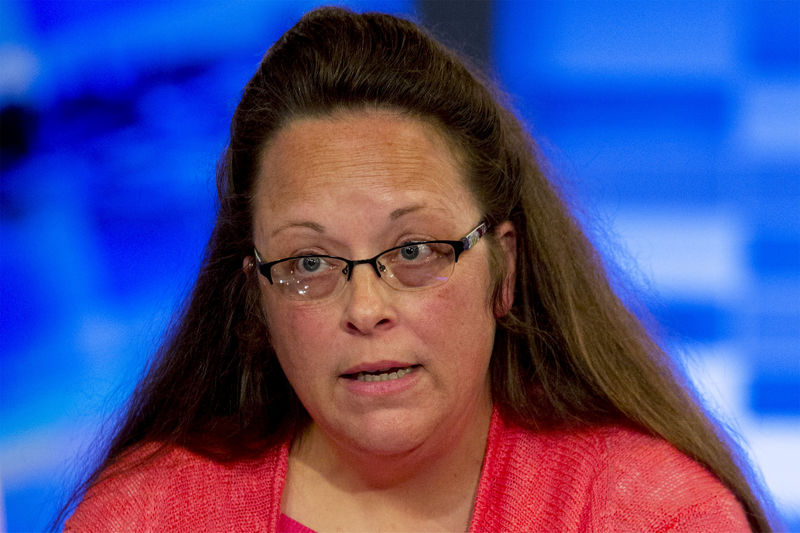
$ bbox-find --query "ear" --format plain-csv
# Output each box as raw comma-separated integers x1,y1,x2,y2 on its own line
243,256,255,275
493,221,517,318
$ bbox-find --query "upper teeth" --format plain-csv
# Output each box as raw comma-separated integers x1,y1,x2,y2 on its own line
356,367,413,382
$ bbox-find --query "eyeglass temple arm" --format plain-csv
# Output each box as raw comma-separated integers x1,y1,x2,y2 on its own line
253,248,275,283
461,221,488,250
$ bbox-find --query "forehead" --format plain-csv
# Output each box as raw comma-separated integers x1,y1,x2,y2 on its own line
253,110,476,228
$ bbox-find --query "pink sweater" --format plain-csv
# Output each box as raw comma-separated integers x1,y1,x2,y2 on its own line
66,408,750,531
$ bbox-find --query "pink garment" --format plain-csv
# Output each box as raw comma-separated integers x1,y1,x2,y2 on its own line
277,514,316,533
66,407,750,531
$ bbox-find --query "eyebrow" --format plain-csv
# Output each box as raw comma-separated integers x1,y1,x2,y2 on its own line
389,204,425,220
271,204,427,237
271,220,326,237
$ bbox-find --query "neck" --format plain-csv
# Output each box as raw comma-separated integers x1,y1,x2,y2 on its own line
284,400,494,530
310,402,492,487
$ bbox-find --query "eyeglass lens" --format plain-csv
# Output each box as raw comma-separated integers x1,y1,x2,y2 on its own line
270,242,457,300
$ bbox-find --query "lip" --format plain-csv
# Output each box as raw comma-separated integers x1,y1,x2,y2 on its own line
340,360,418,377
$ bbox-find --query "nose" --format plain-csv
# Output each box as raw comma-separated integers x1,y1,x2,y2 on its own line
341,263,395,335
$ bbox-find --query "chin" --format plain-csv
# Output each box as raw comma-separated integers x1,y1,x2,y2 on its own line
329,409,439,458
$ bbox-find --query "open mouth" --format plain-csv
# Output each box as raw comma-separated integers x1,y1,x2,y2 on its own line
343,365,420,383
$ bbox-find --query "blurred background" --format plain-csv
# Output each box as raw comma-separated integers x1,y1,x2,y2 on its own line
1,0,798,530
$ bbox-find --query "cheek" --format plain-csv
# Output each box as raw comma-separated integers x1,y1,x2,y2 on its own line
262,294,333,376
410,268,496,365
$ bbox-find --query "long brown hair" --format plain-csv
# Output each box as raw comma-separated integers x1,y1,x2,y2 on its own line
59,7,774,530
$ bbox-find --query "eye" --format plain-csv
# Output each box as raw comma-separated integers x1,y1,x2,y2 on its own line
295,256,327,274
400,245,419,260
399,243,432,261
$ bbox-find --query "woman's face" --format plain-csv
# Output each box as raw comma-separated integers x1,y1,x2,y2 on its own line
252,109,507,458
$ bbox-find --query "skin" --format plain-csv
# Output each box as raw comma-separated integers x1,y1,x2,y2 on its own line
249,109,516,532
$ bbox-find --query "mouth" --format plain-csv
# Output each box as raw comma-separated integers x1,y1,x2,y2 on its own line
341,364,421,383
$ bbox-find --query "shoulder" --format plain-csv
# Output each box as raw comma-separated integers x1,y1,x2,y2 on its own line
65,440,288,532
472,413,750,531
586,425,750,531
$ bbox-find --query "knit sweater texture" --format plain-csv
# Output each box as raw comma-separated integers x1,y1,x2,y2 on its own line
65,407,750,531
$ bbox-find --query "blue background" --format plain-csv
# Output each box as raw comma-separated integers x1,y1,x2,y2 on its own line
1,1,798,530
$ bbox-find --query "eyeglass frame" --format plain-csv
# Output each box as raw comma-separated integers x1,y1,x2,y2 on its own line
252,221,489,291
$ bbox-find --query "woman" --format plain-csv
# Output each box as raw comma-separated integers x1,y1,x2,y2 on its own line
64,7,773,532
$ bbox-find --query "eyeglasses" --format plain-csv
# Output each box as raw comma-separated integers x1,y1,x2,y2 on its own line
253,221,488,301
